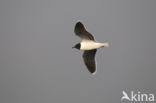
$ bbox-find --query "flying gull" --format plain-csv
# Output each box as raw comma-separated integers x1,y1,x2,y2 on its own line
72,22,109,75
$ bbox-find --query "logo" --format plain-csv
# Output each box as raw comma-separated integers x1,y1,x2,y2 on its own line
121,91,154,102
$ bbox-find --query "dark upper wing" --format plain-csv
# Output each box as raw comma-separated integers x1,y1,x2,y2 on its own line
83,49,97,74
74,22,95,41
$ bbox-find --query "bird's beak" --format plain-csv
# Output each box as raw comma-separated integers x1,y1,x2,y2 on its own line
72,46,75,48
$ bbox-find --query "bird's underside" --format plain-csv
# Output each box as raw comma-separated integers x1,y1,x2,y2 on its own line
83,49,97,74
73,22,109,74
74,22,95,41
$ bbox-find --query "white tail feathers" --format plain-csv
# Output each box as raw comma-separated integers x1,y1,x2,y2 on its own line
102,42,109,47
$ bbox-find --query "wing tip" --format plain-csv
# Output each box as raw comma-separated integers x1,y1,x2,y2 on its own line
75,21,84,27
74,21,86,35
91,71,97,75
90,68,97,75
76,20,83,24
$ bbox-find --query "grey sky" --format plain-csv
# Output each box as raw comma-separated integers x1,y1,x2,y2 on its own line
0,0,156,103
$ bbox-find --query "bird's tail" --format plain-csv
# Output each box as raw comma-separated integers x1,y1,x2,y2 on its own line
102,42,109,47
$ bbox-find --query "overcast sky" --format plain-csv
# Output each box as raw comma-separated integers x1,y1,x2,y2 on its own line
0,0,156,103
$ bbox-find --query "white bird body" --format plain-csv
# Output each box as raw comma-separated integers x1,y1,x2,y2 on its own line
80,40,109,50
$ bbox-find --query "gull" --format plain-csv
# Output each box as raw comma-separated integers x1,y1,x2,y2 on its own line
72,22,109,75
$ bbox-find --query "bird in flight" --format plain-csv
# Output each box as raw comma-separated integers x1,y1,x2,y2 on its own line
72,22,109,75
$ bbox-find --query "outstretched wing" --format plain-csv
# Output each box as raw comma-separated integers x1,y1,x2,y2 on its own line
83,49,97,74
74,22,95,41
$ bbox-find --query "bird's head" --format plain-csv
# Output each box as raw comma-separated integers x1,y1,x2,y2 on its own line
72,43,80,50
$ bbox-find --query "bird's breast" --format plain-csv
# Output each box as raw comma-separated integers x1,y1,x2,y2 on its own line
80,41,102,50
